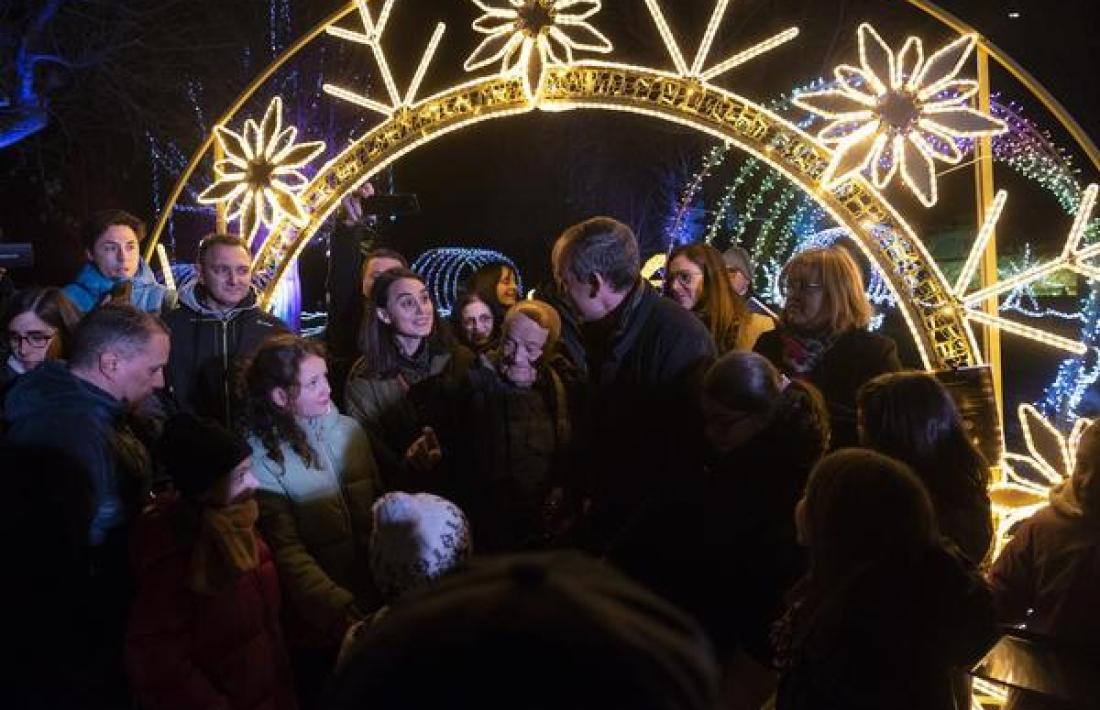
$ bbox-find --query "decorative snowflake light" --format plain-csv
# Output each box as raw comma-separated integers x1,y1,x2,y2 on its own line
954,185,1099,356
464,0,612,98
197,96,325,244
792,23,1007,207
991,404,1091,558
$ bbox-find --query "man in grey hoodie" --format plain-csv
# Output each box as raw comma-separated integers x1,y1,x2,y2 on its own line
163,233,286,425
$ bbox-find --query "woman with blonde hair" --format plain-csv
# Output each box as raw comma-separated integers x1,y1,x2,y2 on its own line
665,243,772,353
754,246,900,447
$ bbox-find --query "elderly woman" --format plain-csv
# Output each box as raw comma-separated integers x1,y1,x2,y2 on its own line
754,247,900,448
428,300,574,552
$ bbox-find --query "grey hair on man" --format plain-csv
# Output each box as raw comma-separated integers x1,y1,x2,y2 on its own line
552,216,640,293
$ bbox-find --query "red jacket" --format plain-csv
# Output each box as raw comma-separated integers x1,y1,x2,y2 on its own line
126,498,297,710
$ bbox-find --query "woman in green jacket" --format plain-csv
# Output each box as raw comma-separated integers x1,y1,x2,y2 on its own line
345,268,471,486
241,335,381,652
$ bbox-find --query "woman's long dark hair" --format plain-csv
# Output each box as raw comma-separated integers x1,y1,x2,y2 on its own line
355,268,434,379
450,291,500,352
240,334,326,469
465,262,515,313
1,287,81,361
667,243,749,353
802,449,937,586
857,372,989,509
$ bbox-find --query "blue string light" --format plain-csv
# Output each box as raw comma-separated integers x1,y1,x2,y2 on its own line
411,247,523,317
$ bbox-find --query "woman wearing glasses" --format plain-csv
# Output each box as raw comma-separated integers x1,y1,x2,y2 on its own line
665,243,773,353
1,287,81,392
754,247,900,448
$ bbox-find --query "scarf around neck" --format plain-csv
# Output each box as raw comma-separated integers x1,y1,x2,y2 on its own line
779,328,841,376
187,499,261,595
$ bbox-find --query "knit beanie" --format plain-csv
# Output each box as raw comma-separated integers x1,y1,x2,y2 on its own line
328,550,720,710
370,491,472,601
161,413,252,500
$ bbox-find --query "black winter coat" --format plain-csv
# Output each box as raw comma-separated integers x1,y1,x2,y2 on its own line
774,544,997,710
431,358,574,552
612,381,829,663
564,281,717,553
163,283,287,425
754,327,901,448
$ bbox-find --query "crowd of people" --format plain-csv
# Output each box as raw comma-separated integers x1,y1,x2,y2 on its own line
2,208,1098,710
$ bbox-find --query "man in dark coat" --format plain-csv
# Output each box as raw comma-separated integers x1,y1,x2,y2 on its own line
3,303,170,707
550,217,716,555
163,233,286,425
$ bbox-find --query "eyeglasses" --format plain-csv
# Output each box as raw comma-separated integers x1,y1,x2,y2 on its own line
7,331,54,349
669,269,703,288
781,279,823,294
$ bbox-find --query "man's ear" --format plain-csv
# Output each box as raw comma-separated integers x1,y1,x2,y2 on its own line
98,350,120,380
587,273,603,300
376,307,393,325
270,387,289,409
85,248,95,263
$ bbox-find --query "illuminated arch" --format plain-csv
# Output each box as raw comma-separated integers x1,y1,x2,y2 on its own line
147,0,1100,374
247,61,976,369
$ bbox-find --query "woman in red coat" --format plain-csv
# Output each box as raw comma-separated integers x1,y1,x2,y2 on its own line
126,413,296,710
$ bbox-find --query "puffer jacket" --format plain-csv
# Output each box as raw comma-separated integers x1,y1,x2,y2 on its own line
164,281,287,424
126,496,297,710
64,259,174,314
250,406,382,644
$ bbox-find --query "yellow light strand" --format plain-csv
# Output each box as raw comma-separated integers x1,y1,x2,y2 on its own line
1019,403,1079,483
373,0,395,38
321,83,394,117
355,0,375,34
965,309,1089,355
701,27,800,81
644,0,689,76
405,23,447,106
325,25,371,45
690,0,729,76
954,189,1008,297
155,244,176,293
1062,182,1099,258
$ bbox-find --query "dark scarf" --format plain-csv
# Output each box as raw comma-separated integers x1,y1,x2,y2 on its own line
779,328,842,377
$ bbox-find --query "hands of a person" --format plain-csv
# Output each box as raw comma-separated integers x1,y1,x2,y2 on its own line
404,426,443,473
340,183,376,226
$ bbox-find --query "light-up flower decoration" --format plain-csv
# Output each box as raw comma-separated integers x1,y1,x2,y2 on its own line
198,96,326,244
990,404,1092,558
792,23,1007,207
463,0,612,98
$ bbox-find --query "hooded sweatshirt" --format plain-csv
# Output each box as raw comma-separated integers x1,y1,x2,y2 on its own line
3,361,151,545
64,259,174,315
163,281,287,424
989,478,1100,646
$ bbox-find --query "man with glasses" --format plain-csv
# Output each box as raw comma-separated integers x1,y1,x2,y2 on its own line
163,233,286,425
551,217,716,554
